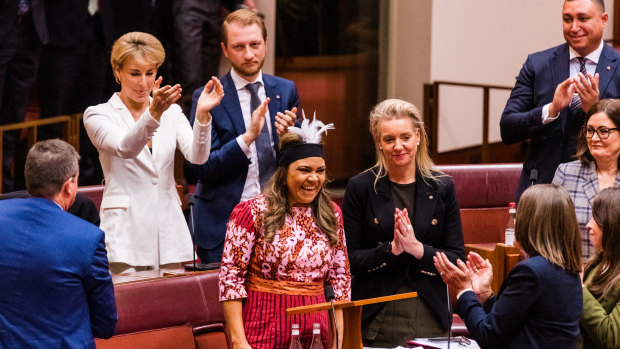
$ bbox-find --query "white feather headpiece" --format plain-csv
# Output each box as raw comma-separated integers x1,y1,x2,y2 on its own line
287,110,335,144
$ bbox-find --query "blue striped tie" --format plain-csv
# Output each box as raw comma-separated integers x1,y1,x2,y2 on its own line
569,57,588,115
245,82,276,189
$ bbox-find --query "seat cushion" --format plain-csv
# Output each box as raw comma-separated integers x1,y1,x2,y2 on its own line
96,326,195,349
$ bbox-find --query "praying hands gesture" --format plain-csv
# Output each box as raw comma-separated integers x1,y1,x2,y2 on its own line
392,208,424,259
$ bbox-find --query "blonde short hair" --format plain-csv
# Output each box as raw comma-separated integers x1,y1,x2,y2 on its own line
221,9,267,47
110,32,165,83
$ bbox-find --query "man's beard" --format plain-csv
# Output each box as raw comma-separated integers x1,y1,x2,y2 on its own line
232,59,264,79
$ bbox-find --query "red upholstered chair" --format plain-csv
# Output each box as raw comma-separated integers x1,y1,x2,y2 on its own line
77,185,104,211
437,164,521,244
95,271,228,349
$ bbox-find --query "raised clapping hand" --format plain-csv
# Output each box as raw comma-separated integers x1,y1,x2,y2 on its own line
392,208,424,259
466,252,494,302
149,76,182,121
549,73,600,117
574,72,599,112
433,252,472,296
275,107,298,136
242,97,271,147
195,76,224,125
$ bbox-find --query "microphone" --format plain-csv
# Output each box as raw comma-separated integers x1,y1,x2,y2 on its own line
184,193,219,271
529,169,538,187
325,286,339,349
446,283,451,349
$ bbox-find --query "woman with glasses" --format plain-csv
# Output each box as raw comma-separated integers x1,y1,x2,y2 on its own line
553,98,620,260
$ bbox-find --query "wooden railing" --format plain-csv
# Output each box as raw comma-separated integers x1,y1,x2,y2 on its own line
423,81,516,163
0,113,82,193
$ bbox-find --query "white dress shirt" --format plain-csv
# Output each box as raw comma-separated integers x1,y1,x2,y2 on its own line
230,68,275,201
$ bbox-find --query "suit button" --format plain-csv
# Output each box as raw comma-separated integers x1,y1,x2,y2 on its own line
431,218,438,225
151,178,158,185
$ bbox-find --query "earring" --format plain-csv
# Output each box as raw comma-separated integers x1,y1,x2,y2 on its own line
379,147,383,150
417,142,420,146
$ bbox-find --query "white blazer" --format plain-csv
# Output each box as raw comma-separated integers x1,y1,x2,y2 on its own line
84,93,211,266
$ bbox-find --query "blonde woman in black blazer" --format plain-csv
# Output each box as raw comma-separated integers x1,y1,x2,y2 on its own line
342,99,464,347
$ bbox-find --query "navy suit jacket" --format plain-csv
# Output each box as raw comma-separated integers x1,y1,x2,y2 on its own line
341,168,465,330
456,256,582,349
189,71,300,252
500,43,620,201
0,197,117,348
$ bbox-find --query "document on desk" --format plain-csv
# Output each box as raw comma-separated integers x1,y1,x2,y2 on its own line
407,337,480,349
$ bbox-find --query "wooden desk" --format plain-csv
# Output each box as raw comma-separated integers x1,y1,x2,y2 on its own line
464,243,521,293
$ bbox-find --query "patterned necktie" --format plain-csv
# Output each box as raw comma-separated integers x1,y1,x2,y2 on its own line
245,82,276,189
569,57,588,115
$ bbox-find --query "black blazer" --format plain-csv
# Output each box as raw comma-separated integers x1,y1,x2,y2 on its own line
342,167,464,330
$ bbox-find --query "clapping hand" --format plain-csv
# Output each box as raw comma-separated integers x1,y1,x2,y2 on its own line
466,252,493,302
434,252,472,295
548,77,576,118
274,107,297,136
195,77,224,125
574,72,599,112
242,97,270,146
149,76,182,121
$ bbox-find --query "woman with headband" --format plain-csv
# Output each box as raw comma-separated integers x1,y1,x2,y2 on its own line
218,115,351,349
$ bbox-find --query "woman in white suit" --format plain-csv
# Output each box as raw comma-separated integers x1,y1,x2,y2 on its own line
84,32,224,274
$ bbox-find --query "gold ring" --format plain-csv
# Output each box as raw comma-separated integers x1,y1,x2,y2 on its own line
440,271,445,276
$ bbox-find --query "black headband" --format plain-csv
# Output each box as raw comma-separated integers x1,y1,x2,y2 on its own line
278,143,324,167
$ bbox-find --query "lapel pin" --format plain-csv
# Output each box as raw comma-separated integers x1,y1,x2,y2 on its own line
607,66,611,70
374,217,379,224
431,218,438,226
429,195,434,200
276,95,281,99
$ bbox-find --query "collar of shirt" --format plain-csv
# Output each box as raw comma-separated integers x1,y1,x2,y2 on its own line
230,68,264,91
569,40,604,64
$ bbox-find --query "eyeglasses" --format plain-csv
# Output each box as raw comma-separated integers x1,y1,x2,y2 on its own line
583,126,619,139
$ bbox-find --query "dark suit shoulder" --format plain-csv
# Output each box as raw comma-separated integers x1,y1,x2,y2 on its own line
514,255,564,278
262,73,296,87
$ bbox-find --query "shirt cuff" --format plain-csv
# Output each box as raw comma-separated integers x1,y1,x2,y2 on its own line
236,135,252,157
541,103,559,125
195,112,212,127
457,288,473,300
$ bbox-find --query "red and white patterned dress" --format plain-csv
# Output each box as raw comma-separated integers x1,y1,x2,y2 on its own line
219,195,351,349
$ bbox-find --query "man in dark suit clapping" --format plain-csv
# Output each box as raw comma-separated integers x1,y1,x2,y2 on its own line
501,0,620,201
189,9,299,263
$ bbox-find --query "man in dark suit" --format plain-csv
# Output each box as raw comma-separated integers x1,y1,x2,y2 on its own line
189,9,299,263
500,0,620,201
0,0,47,192
0,139,117,348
